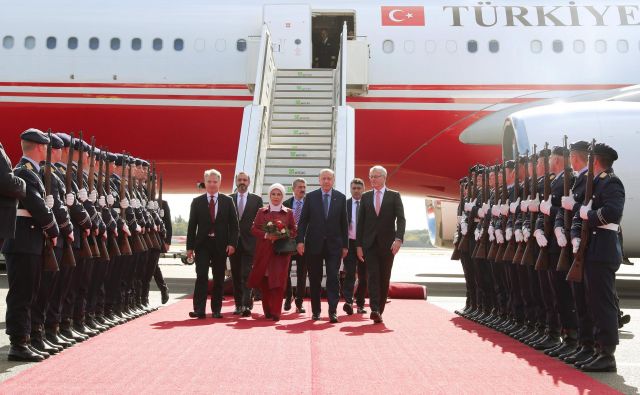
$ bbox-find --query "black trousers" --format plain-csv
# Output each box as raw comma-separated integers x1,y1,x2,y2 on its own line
104,254,124,314
342,240,367,307
32,247,62,328
364,241,394,314
506,262,524,321
86,257,109,315
474,258,495,311
307,242,341,315
460,251,477,309
5,252,41,337
62,256,93,322
141,249,161,304
229,243,254,309
285,253,308,306
571,280,594,343
538,267,561,334
490,260,508,313
584,259,621,346
46,249,79,327
549,262,578,331
153,265,167,290
193,239,227,314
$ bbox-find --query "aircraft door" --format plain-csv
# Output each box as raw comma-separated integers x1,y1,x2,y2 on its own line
263,4,312,69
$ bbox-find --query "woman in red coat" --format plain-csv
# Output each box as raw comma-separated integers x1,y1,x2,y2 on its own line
247,183,297,321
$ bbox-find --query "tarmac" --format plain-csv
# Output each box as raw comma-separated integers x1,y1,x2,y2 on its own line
0,247,638,393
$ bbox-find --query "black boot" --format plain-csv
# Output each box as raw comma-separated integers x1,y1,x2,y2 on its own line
547,331,578,357
160,285,169,305
8,336,45,362
60,320,87,342
30,325,60,355
533,332,562,350
73,320,99,337
581,346,617,372
45,324,74,348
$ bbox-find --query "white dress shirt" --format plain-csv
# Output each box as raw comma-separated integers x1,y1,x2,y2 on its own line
348,198,360,240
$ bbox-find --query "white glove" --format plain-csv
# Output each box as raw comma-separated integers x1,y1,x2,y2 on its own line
480,202,490,218
136,224,142,233
457,215,462,225
500,204,509,216
464,199,476,212
461,222,468,235
571,237,581,254
555,227,568,247
489,230,495,242
510,198,521,214
113,229,118,237
506,228,513,241
78,188,88,202
540,198,552,215
488,225,495,238
141,199,147,209
520,199,529,213
491,204,500,217
534,229,548,247
120,198,130,209
107,194,115,206
153,224,158,232
67,232,75,243
528,194,540,212
88,189,97,203
45,195,54,209
159,209,165,217
474,228,481,241
523,228,531,242
153,201,160,210
131,198,140,209
147,201,154,210
580,201,592,220
98,196,106,207
561,195,576,211
122,223,131,236
495,229,504,244
515,229,524,243
65,193,75,206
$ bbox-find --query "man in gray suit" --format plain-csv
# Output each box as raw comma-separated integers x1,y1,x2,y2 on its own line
229,172,264,317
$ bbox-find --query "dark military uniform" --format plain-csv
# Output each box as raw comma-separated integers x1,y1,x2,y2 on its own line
0,142,27,244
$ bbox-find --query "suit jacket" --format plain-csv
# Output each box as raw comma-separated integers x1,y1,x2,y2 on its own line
296,188,348,255
356,188,406,250
186,192,239,253
230,192,263,252
0,144,26,239
160,199,172,244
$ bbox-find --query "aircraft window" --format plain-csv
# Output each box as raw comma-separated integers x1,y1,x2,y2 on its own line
25,36,36,50
595,40,607,53
236,39,246,52
215,39,226,52
89,37,99,50
132,38,142,51
194,38,205,52
617,39,629,53
552,40,563,53
445,40,457,53
153,38,163,51
110,38,121,51
404,40,415,54
573,40,585,53
174,39,184,51
46,37,56,50
489,40,499,53
467,40,478,53
530,40,542,54
425,40,436,53
68,37,78,50
3,36,14,49
382,40,394,54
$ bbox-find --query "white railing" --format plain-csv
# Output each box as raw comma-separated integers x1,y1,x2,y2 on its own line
332,22,354,193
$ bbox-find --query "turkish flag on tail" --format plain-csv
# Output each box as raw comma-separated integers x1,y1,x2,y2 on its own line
381,6,425,26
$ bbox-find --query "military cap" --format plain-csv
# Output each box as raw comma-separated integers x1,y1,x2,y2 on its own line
20,128,49,144
459,177,468,184
504,160,516,169
591,143,618,161
538,147,551,157
72,138,86,151
517,156,526,165
569,140,590,152
134,158,142,166
49,133,64,149
114,153,126,166
551,146,568,156
105,152,118,163
56,133,72,147
141,160,150,167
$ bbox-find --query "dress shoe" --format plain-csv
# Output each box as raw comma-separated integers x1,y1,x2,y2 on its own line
581,347,617,372
95,316,116,328
563,346,594,364
575,353,598,369
284,299,292,311
618,314,630,328
370,311,383,324
241,308,251,317
343,303,354,315
329,313,339,323
43,338,64,353
312,313,320,321
272,315,280,322
296,306,306,314
548,342,577,357
212,312,223,319
7,343,44,363
73,322,98,337
27,345,50,359
45,329,73,348
357,306,367,314
31,337,59,355
188,311,206,319
233,307,243,315
160,286,170,304
533,336,561,350
60,326,85,342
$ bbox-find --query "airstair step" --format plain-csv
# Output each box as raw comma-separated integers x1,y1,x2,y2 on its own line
272,113,333,121
272,106,333,114
269,137,332,145
266,158,330,167
275,84,333,92
270,128,332,137
277,69,334,78
263,166,328,177
273,98,334,106
271,120,333,128
276,77,334,85
274,91,333,99
266,148,330,159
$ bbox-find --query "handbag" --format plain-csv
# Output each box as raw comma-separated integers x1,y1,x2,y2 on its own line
273,237,297,255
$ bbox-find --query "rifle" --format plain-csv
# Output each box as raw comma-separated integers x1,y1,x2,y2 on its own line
521,145,538,266
566,140,595,282
495,161,509,262
535,142,552,270
557,136,573,272
513,150,530,264
138,175,158,250
102,149,121,258
159,173,168,253
43,133,59,272
450,177,465,261
61,134,78,267
75,132,94,259
128,162,147,253
459,168,475,253
487,164,501,261
118,154,133,255
502,147,521,262
149,164,164,250
88,138,108,261
473,168,490,259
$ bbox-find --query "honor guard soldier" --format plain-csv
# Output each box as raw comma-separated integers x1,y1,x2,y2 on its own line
571,143,625,372
3,129,60,362
0,141,26,247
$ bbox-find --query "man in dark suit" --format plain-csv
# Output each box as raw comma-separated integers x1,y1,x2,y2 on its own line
153,198,171,304
296,169,348,323
283,178,308,313
0,142,27,248
343,178,367,315
229,172,263,317
356,165,406,324
186,169,239,318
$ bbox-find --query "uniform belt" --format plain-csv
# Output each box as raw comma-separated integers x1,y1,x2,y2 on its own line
597,223,619,231
16,209,32,217
208,233,216,238
113,208,120,214
473,219,480,223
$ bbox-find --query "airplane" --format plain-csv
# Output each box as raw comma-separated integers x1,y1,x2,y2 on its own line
1,0,639,248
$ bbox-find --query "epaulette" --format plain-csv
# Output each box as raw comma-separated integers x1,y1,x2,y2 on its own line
599,172,608,179
24,162,34,171
549,173,556,181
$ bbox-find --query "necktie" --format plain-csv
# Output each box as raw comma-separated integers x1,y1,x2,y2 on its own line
238,194,245,219
294,200,302,225
375,190,381,215
355,200,359,225
209,195,216,229
323,193,330,218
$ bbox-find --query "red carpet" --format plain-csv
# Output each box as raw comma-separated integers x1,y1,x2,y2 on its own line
0,299,619,394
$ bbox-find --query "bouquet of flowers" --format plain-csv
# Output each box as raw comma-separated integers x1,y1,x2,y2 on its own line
262,220,290,239
263,220,296,254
